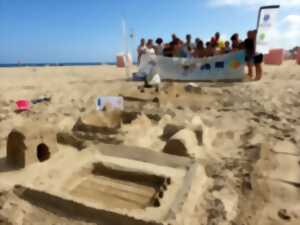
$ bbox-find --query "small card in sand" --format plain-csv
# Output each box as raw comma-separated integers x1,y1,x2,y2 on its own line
96,96,124,111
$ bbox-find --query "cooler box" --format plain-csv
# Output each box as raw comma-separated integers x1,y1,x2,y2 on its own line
264,49,284,65
116,55,125,67
116,54,132,68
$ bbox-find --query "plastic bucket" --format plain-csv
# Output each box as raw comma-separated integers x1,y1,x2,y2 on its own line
16,100,30,111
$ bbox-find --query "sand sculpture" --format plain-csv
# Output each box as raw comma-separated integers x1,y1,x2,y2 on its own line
162,124,203,158
6,123,58,168
68,110,123,146
3,109,208,225
10,143,208,225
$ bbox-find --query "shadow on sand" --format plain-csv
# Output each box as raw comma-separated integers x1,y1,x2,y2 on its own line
0,157,18,172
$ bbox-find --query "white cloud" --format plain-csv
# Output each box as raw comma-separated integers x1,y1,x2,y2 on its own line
262,14,300,49
209,0,300,7
277,15,300,48
207,1,300,49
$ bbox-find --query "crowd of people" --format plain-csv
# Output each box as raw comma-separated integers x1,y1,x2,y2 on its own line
137,31,263,80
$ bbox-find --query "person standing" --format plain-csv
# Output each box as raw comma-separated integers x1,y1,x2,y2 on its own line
173,39,188,58
193,40,205,58
137,38,146,65
211,32,220,48
145,39,155,54
184,34,195,57
230,33,241,51
155,38,164,55
163,35,178,57
205,42,215,57
222,41,231,54
244,30,263,80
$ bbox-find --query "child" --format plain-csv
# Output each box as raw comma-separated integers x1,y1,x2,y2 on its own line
223,41,231,54
205,42,215,57
193,40,206,58
155,38,164,55
211,32,220,48
230,33,241,51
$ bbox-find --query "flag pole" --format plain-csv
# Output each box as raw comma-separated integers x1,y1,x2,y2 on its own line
122,19,130,79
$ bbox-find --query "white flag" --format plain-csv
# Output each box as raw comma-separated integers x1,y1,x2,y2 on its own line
256,5,280,54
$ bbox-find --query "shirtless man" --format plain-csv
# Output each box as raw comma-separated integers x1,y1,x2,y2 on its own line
193,40,205,58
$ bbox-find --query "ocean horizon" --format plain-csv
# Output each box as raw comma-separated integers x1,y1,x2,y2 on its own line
0,62,117,68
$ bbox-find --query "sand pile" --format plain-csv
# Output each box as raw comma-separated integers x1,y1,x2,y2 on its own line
57,110,123,148
162,124,204,158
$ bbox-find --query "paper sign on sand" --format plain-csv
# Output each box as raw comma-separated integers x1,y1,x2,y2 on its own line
137,51,246,81
96,96,124,111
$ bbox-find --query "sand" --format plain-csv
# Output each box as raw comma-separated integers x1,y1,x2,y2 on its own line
0,61,300,225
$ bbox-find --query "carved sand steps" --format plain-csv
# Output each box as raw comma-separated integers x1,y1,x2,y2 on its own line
69,175,156,209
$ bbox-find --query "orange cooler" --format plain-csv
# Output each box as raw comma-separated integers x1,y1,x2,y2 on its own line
264,49,284,65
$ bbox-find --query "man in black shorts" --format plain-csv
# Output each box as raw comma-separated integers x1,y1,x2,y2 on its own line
244,30,263,80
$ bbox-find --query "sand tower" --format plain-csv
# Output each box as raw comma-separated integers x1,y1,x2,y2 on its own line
6,123,58,168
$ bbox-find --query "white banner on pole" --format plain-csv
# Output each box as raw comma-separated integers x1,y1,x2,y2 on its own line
256,5,280,54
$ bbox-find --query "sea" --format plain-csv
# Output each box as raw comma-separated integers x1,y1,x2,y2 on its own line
0,62,116,68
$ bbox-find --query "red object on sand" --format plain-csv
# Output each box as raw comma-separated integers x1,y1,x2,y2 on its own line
16,100,30,111
297,49,300,65
264,49,284,65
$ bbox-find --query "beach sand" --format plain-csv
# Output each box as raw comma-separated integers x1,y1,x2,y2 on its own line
0,62,299,225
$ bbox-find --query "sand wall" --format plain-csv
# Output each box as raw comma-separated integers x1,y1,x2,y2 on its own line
14,185,162,225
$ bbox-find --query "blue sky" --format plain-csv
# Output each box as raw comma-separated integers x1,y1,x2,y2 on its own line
0,0,299,63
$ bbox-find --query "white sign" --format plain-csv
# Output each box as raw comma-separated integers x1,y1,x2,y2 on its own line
96,96,124,111
256,5,280,54
137,51,246,81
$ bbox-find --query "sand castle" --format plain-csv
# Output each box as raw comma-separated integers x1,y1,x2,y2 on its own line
3,112,209,225
6,122,58,168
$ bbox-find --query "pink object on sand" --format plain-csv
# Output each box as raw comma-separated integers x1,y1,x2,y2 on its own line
264,49,284,65
16,100,30,111
297,49,300,65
